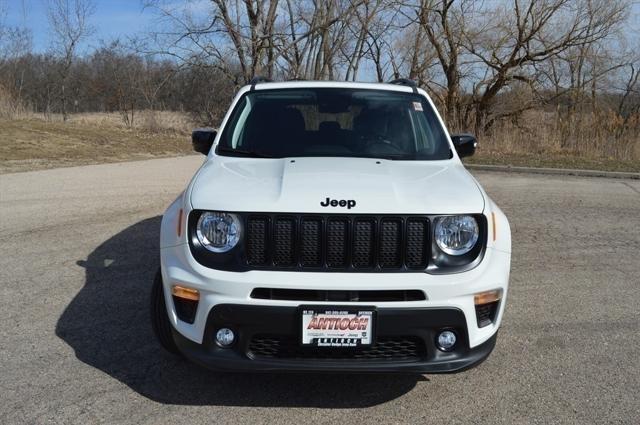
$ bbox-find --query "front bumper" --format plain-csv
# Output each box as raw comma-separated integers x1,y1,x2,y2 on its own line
171,304,497,373
161,242,510,349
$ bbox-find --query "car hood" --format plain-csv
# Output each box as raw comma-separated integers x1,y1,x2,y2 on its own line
190,156,485,214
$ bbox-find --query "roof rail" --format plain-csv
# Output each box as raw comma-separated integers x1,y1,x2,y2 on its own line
249,76,272,90
387,78,418,93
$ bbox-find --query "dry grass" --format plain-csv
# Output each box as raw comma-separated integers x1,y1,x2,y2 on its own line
463,109,640,173
0,112,195,174
0,85,30,120
464,151,640,172
17,110,195,133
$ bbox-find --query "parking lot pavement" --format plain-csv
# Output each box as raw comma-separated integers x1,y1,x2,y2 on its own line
1,156,638,424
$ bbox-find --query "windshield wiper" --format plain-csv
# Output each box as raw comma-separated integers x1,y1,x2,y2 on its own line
216,146,276,158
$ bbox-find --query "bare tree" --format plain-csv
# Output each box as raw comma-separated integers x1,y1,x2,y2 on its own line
0,2,33,116
143,0,370,83
409,0,475,127
142,0,282,84
464,0,628,133
46,0,94,121
211,0,280,81
345,0,401,82
0,2,32,62
280,0,355,80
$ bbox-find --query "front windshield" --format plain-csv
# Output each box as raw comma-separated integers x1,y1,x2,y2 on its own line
217,88,451,160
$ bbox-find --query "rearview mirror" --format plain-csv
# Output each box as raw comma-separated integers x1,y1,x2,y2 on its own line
451,134,477,158
192,128,217,155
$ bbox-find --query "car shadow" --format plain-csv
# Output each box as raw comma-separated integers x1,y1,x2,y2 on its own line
56,216,423,407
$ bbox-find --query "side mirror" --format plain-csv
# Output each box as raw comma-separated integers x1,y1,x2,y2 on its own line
192,128,217,155
451,133,477,158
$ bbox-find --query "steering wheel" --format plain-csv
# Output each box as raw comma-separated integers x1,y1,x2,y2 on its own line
361,134,404,154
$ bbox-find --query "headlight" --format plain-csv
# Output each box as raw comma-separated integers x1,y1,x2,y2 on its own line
434,215,479,256
196,211,241,253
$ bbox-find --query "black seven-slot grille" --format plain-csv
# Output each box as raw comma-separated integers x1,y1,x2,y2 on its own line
245,214,430,271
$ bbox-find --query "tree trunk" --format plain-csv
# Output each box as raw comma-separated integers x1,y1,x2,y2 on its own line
61,82,67,121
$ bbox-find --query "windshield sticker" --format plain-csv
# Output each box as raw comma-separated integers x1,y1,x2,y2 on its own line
413,102,423,111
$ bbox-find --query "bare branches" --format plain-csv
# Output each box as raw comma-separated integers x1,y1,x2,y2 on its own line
458,0,630,132
46,0,94,121
47,0,94,61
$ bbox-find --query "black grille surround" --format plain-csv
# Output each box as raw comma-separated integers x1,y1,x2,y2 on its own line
188,211,487,273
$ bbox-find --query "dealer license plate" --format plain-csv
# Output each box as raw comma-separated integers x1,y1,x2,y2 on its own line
300,307,375,347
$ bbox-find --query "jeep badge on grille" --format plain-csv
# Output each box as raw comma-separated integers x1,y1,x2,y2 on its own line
320,197,356,209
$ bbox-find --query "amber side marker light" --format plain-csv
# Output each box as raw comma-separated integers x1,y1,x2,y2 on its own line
474,289,502,306
172,285,200,301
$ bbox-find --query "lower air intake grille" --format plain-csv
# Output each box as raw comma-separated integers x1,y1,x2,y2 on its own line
476,301,500,328
245,214,430,272
172,296,198,324
248,335,426,361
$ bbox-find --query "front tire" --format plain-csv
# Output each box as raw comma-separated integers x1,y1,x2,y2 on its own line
150,269,181,355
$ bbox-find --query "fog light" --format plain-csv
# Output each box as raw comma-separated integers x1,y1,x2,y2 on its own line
436,330,457,351
215,328,235,347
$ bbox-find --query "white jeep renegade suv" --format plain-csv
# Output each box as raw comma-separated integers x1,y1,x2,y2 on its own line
151,78,511,373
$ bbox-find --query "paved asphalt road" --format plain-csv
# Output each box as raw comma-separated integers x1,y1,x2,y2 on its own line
1,156,639,424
